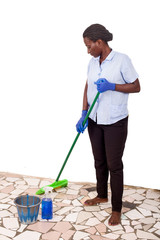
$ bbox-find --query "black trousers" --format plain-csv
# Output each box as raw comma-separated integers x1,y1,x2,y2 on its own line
88,117,128,212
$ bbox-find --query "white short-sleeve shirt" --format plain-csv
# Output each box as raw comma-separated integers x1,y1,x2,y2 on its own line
87,50,139,124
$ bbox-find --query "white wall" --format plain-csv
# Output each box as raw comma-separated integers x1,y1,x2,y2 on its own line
0,0,159,189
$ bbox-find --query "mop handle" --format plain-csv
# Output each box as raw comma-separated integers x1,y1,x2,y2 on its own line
56,91,100,182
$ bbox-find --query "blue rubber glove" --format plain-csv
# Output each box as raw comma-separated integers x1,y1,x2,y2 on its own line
76,110,88,133
94,78,115,93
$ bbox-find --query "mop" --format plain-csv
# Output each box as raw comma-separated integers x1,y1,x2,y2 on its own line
36,91,100,195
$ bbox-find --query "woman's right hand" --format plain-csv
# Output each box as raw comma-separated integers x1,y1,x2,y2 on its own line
76,110,88,133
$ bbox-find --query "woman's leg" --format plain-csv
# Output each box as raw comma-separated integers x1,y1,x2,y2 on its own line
86,118,109,204
103,117,128,224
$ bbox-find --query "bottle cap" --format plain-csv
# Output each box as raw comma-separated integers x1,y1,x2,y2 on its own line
44,187,53,194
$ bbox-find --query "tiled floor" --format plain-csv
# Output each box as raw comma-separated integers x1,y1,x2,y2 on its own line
0,172,160,240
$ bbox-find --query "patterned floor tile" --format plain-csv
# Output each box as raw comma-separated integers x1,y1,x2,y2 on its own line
103,232,120,239
121,232,137,240
0,235,12,240
52,221,72,233
124,225,134,233
138,203,160,213
137,206,152,216
0,172,159,240
0,193,9,200
0,185,15,194
84,206,100,212
76,211,93,224
0,227,16,238
85,217,101,226
27,222,55,233
72,230,90,240
61,229,75,240
63,212,79,222
13,230,41,240
3,218,19,230
124,209,144,220
23,178,40,186
73,224,89,231
0,204,10,210
95,223,106,233
90,235,109,240
136,229,159,239
0,210,13,218
93,212,106,221
85,226,97,234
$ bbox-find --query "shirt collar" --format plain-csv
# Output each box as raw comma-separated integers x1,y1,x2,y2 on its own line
94,50,116,62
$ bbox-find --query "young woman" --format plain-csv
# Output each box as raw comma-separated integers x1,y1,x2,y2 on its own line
76,24,140,226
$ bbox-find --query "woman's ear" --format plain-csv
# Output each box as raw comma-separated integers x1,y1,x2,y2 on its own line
96,39,103,47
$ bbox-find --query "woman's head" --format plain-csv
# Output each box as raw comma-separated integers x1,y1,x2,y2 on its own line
83,24,113,58
83,24,113,44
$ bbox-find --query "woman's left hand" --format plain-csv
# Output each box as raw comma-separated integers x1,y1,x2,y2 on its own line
94,78,115,93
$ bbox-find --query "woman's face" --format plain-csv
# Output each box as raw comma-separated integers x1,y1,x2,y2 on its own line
84,37,101,58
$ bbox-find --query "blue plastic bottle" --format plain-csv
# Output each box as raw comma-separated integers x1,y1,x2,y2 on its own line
42,187,53,220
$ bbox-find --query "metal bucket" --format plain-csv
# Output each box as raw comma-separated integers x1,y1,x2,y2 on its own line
14,195,41,224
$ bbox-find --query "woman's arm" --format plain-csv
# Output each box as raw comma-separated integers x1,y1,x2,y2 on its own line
115,78,141,93
82,81,88,110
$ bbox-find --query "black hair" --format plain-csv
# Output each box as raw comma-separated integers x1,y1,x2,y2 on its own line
83,24,113,43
